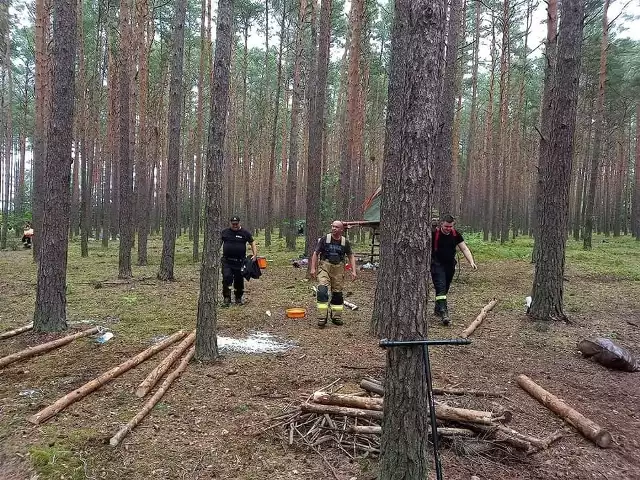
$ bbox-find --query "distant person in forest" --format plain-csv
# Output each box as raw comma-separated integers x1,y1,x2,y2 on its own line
310,220,357,328
431,214,477,325
22,222,34,248
221,216,257,307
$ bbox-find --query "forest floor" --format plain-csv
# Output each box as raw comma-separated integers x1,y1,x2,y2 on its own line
1,231,639,480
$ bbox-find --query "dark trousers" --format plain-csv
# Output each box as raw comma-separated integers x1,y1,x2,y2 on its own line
222,258,245,299
431,261,455,314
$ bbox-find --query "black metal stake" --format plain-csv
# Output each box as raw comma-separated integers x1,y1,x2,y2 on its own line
379,338,471,480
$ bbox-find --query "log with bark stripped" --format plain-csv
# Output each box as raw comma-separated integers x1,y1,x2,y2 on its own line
0,323,34,340
0,327,100,369
110,346,195,446
27,330,187,424
135,331,196,397
359,378,503,398
310,392,508,425
460,298,498,338
517,374,612,448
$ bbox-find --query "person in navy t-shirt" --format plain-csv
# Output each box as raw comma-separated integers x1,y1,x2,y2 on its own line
220,216,257,306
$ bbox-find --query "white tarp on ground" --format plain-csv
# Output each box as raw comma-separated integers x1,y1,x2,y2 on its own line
217,332,295,354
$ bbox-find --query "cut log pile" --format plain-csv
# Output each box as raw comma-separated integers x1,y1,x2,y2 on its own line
267,377,564,458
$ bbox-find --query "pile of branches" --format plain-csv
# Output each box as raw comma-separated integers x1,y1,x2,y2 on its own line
266,377,563,460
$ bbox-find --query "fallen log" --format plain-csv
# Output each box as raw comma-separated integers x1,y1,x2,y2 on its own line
301,402,383,421
313,391,383,411
135,331,196,398
348,425,475,438
110,346,195,446
460,299,498,339
0,327,100,369
461,423,533,452
516,374,612,448
433,387,504,398
27,330,187,425
311,392,505,425
359,379,384,396
361,378,502,399
0,323,34,340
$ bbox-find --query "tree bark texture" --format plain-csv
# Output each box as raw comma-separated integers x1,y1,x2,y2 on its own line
530,0,584,321
32,0,51,260
118,0,134,278
435,0,463,216
305,0,332,259
582,0,609,250
158,0,187,281
284,0,306,250
372,1,446,478
195,0,234,362
33,0,78,332
532,0,557,263
634,102,640,238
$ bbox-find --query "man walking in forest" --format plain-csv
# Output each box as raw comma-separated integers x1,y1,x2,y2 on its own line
310,221,357,327
431,214,477,325
221,216,257,307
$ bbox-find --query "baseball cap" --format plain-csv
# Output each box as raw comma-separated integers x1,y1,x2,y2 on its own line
230,216,240,222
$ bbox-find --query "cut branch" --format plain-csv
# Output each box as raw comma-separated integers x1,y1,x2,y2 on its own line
0,323,34,340
460,299,498,338
135,330,196,397
27,330,187,424
0,327,100,369
517,374,612,448
110,346,195,446
359,379,384,396
311,392,507,425
301,402,383,420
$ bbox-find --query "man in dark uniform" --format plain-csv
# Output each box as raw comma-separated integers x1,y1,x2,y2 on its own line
431,214,477,325
221,216,257,307
310,220,357,327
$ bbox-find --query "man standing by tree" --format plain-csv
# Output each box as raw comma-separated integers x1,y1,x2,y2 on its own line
310,221,357,327
431,214,477,325
220,216,257,307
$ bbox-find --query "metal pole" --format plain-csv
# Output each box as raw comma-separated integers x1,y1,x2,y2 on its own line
422,342,443,480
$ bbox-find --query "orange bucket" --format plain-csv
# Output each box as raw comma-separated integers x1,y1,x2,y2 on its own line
286,308,306,319
256,256,268,269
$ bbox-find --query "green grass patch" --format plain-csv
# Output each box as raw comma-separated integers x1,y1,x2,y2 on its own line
29,443,87,480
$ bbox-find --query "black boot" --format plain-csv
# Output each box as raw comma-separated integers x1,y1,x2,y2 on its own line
221,297,231,308
235,295,244,305
441,307,451,326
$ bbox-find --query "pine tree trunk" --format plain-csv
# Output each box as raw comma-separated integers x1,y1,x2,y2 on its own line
265,1,286,247
33,0,51,260
532,0,557,263
305,0,331,259
373,1,446,477
463,0,481,223
284,0,306,250
118,0,134,278
33,0,78,332
582,0,609,250
158,0,187,281
192,0,207,261
634,102,640,239
136,0,151,265
529,0,584,322
435,0,462,216
196,0,234,361
497,0,510,244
